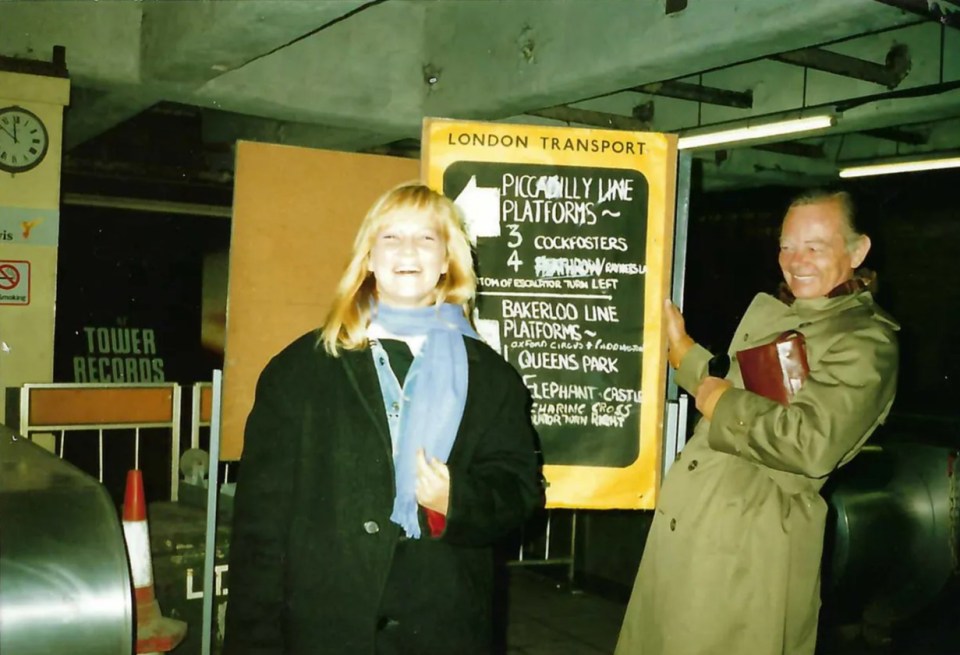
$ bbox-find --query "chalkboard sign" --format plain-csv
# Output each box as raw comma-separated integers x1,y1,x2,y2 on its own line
423,119,677,509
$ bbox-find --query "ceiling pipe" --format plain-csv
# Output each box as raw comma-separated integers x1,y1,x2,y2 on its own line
630,80,753,108
62,193,231,218
835,78,960,111
771,44,911,89
526,105,651,131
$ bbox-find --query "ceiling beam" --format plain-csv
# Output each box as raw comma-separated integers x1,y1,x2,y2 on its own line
771,44,911,89
860,126,928,145
0,47,68,78
63,87,159,150
751,142,826,158
363,138,421,158
664,0,688,15
140,1,380,82
422,0,917,132
872,0,960,29
630,80,753,108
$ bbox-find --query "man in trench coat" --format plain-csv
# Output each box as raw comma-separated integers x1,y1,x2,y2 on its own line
616,189,899,655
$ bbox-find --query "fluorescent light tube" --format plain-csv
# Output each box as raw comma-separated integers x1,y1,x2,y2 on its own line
677,115,835,150
839,156,960,178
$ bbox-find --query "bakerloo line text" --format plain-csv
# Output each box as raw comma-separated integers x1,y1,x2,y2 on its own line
501,299,620,323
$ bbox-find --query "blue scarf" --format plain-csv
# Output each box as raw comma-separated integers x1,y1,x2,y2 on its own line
370,302,479,538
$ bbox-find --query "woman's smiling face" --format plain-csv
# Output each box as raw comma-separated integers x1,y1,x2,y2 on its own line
368,209,449,308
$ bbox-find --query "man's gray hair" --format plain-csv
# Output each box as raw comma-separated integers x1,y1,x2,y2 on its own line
787,189,864,251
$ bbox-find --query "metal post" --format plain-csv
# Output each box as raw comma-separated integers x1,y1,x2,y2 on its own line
668,151,693,402
568,511,577,585
201,369,223,655
663,151,693,474
677,394,690,454
663,401,679,478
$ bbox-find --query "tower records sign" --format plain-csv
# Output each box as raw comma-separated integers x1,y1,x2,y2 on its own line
422,119,678,509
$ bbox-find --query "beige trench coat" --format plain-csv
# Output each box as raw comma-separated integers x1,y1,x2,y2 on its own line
616,290,899,655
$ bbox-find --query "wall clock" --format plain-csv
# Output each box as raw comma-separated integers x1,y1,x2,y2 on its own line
0,106,49,174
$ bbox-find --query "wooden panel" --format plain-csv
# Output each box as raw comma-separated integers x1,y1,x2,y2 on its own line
27,386,175,426
199,384,213,423
222,142,418,460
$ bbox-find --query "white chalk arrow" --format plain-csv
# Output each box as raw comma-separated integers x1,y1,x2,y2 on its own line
454,175,501,244
474,316,502,354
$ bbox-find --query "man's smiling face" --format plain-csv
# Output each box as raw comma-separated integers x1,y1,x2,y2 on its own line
778,198,869,300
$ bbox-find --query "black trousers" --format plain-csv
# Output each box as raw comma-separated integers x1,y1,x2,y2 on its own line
374,538,494,655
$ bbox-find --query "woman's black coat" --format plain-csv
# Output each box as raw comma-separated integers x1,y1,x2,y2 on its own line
223,331,542,655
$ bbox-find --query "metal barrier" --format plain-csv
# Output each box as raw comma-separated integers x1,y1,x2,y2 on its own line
191,379,574,580
18,382,183,500
512,509,576,583
190,382,213,451
189,381,234,485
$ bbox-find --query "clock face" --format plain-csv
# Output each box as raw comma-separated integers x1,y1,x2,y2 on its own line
0,106,49,174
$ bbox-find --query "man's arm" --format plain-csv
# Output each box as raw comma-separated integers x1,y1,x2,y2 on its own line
707,323,898,478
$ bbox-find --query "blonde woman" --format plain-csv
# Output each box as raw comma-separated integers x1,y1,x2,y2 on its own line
224,183,541,655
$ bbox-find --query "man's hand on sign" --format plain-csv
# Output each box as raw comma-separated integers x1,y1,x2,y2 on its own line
664,299,695,369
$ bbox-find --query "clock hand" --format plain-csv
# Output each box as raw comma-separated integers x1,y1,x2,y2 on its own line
11,120,17,144
0,125,14,141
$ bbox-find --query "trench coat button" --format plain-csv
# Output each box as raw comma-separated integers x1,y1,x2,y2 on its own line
670,518,677,531
687,459,698,471
363,520,380,534
674,451,682,462
391,401,400,412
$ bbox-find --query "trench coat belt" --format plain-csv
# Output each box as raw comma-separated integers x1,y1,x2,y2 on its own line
766,470,820,495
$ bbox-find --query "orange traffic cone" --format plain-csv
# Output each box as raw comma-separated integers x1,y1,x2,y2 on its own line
122,469,187,654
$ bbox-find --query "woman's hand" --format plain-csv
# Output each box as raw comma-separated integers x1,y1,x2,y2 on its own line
416,448,451,516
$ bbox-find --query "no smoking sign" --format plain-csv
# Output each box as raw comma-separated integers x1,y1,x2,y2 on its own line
0,260,30,305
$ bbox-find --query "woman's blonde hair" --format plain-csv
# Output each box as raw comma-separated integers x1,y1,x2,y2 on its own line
319,182,476,355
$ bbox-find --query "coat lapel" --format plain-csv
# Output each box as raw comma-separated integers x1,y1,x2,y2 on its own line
448,338,485,459
340,348,392,455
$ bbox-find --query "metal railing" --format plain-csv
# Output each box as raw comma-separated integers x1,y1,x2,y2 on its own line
18,382,183,500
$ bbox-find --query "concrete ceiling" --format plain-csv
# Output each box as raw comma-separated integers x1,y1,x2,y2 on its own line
2,0,959,193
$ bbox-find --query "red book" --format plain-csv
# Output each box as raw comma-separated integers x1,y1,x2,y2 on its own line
735,331,809,405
